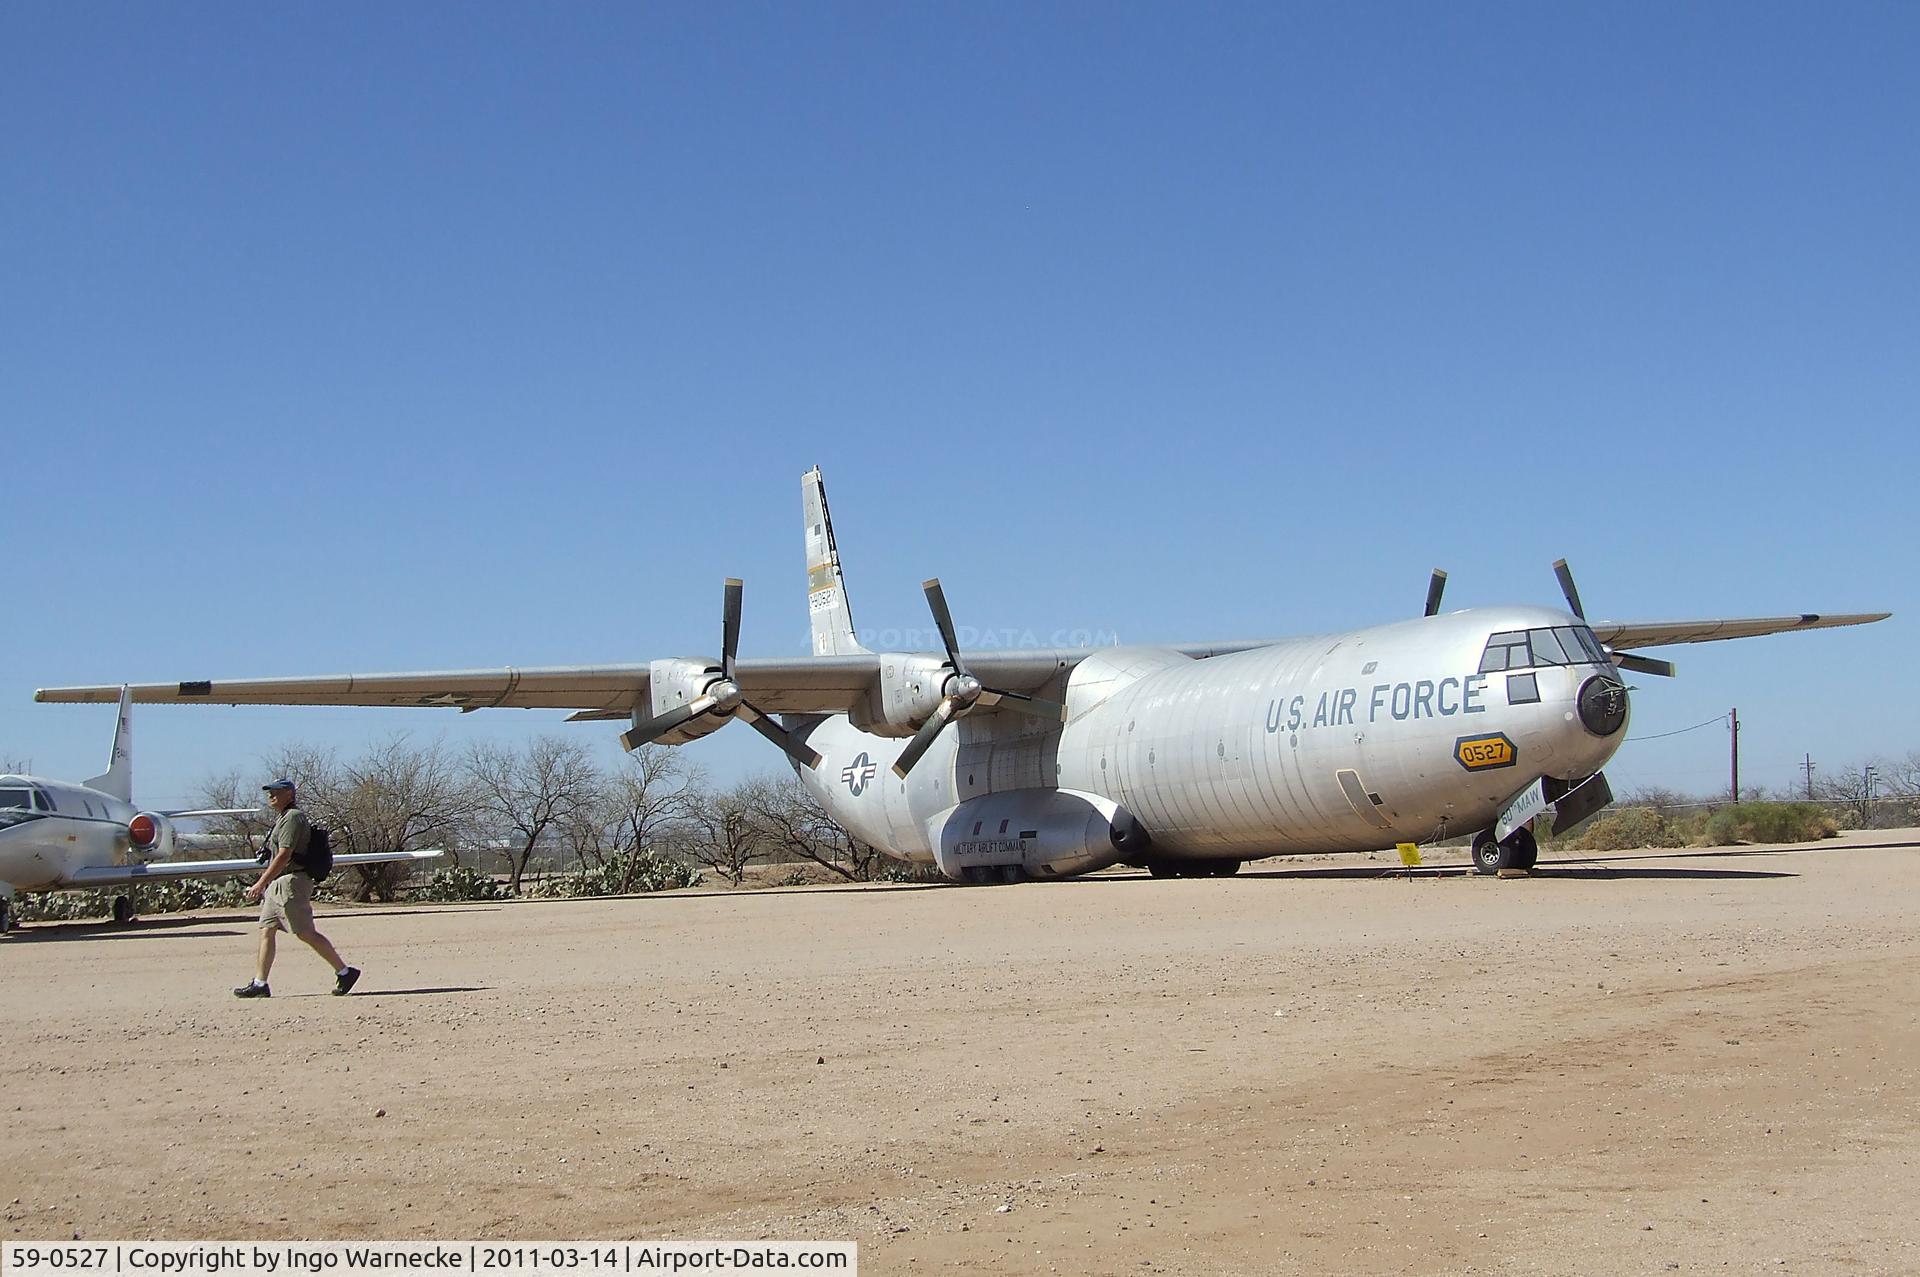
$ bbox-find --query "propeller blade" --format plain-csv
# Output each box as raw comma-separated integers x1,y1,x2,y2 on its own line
618,695,716,751
977,689,1068,721
1424,569,1448,617
1552,558,1586,620
891,699,957,779
738,702,823,769
921,579,968,677
1611,652,1676,678
721,577,743,683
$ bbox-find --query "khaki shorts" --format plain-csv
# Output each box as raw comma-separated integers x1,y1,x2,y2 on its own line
258,872,315,934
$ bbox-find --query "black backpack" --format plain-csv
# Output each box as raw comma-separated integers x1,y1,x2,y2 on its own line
299,825,334,882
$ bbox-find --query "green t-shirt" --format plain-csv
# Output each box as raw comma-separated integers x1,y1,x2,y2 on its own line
269,806,312,872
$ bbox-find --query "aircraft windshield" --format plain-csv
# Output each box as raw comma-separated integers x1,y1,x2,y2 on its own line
1479,626,1609,673
0,787,32,809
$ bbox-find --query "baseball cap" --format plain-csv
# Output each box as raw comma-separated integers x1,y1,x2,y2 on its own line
261,778,296,793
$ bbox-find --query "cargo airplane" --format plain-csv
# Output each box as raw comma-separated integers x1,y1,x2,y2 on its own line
1,688,440,932
36,471,1888,885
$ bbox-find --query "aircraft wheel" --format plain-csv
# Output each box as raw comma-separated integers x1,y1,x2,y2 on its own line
112,895,135,925
1209,860,1241,877
1507,828,1539,871
0,898,12,934
1147,860,1178,879
997,865,1025,885
1471,831,1504,875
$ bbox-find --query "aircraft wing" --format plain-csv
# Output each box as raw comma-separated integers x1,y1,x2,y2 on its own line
65,849,443,889
1589,613,1891,650
34,643,1283,716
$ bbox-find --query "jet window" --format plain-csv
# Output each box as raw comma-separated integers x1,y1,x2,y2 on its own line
33,789,53,811
1507,673,1541,704
0,788,31,809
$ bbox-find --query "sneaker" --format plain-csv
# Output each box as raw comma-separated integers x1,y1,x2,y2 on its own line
332,967,361,996
232,981,271,999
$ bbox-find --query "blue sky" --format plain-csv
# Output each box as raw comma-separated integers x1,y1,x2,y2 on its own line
3,2,1914,808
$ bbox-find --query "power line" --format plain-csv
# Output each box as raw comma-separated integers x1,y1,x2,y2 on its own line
1626,712,1732,743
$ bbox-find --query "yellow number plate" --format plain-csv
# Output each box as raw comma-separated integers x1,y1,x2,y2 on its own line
1454,733,1518,771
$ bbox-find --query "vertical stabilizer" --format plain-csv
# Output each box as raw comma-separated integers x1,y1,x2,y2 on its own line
86,686,133,801
803,466,866,656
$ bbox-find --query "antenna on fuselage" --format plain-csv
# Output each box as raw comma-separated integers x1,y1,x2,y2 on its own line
1423,569,1448,617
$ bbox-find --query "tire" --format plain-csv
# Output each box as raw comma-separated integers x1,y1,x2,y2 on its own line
112,895,135,925
1471,831,1503,875
1147,861,1178,879
1208,860,1241,877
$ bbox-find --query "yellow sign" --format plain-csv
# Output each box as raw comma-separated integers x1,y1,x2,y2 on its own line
1454,732,1518,771
1396,842,1422,867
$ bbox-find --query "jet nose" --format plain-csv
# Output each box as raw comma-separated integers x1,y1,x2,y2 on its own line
1576,674,1629,737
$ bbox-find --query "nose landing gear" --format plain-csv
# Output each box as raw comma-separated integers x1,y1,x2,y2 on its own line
1471,826,1538,875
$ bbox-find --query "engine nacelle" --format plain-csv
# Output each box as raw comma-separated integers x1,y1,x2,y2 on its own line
846,653,952,738
634,657,731,746
126,811,177,860
924,788,1152,881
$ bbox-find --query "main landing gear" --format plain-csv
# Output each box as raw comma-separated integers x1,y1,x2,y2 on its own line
1471,827,1538,875
0,895,12,935
111,894,136,925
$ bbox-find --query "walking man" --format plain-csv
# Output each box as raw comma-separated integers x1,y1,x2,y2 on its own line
233,778,360,998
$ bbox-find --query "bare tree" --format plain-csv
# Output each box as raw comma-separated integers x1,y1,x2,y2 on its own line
1815,761,1883,829
465,736,601,894
743,773,892,881
685,782,762,886
262,738,475,900
193,768,276,854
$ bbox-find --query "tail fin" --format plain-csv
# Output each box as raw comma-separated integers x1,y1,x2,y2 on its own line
85,686,133,801
803,466,866,656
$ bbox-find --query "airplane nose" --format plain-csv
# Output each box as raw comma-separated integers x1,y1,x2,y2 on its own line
1577,674,1628,737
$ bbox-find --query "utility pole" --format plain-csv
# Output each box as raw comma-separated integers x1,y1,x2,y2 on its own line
1729,708,1740,803
1804,754,1815,800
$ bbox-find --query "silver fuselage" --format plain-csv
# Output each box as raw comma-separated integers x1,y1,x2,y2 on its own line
798,606,1624,866
0,776,143,893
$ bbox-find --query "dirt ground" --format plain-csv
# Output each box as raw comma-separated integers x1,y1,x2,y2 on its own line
4,831,1918,1276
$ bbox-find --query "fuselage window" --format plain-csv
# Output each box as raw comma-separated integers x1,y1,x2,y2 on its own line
1507,672,1541,704
0,788,30,809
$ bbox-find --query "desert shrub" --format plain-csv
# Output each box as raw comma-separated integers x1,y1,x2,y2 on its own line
1699,802,1837,846
1565,806,1684,851
531,847,700,897
417,864,509,902
14,876,251,922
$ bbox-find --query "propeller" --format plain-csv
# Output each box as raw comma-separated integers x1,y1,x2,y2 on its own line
1551,558,1675,678
1552,558,1585,620
1424,569,1448,617
891,578,1067,779
621,579,823,768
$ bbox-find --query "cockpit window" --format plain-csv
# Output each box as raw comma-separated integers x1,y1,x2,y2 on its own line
1478,631,1529,673
0,787,31,809
1480,625,1611,673
1529,628,1570,666
34,789,53,811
